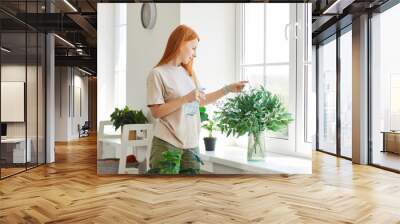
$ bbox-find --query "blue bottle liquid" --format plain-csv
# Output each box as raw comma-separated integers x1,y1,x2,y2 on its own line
183,88,205,116
184,101,199,116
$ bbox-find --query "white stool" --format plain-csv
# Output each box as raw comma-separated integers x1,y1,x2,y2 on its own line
118,124,153,174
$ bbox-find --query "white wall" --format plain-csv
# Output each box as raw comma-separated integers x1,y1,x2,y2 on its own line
114,4,127,109
180,4,236,92
180,3,237,145
55,67,69,141
97,4,128,126
54,67,89,141
71,73,89,138
97,4,116,126
126,3,181,117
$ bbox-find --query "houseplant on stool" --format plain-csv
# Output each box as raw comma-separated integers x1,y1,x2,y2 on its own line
200,106,218,151
215,86,293,161
110,106,149,164
110,106,148,139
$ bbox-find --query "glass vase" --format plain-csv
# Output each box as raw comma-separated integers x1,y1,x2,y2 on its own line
247,132,266,161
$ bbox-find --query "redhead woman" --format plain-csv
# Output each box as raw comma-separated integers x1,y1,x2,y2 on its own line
146,24,247,174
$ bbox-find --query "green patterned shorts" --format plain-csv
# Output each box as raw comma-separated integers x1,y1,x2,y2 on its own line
149,137,202,174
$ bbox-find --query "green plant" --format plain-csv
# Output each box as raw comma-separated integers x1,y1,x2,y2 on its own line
215,86,293,137
215,86,293,159
199,106,218,138
110,106,148,131
199,106,209,123
146,149,182,175
146,149,203,175
159,149,182,174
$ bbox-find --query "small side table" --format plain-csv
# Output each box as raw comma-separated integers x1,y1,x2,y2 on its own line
381,131,400,154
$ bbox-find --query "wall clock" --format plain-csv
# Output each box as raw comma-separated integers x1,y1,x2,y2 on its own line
141,3,157,30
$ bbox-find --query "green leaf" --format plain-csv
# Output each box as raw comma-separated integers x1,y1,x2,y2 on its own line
110,106,149,130
158,149,182,174
199,106,218,137
215,86,293,138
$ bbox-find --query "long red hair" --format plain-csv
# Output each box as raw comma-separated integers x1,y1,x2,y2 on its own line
156,25,200,81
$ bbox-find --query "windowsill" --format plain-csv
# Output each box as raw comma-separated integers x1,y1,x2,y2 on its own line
198,140,312,174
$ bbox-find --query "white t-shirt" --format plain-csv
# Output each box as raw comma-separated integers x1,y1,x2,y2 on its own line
146,64,201,149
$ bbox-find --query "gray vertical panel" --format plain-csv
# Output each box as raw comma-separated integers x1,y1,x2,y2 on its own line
352,14,369,164
46,32,55,163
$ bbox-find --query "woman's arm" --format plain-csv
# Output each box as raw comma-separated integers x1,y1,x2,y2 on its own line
203,81,248,105
203,88,226,105
149,89,199,119
148,98,186,119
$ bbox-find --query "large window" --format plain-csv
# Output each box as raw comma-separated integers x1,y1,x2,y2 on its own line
240,3,312,156
317,36,337,155
316,25,352,159
241,3,294,140
371,3,400,171
339,28,352,158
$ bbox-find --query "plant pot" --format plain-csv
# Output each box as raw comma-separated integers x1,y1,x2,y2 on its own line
247,132,266,161
203,137,216,151
128,130,136,140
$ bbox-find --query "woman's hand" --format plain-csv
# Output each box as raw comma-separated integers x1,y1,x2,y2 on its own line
199,89,206,105
183,89,202,103
149,89,204,119
226,81,248,93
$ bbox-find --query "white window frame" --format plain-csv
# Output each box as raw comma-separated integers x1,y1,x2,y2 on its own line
235,3,312,158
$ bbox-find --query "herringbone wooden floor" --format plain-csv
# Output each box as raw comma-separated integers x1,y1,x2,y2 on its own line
1,135,400,224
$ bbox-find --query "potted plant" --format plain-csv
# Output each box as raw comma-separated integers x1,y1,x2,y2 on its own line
110,106,149,140
159,149,182,174
200,106,218,151
215,86,293,161
146,150,183,175
146,149,203,175
110,106,149,164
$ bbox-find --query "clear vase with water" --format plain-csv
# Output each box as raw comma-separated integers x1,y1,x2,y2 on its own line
247,131,266,161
